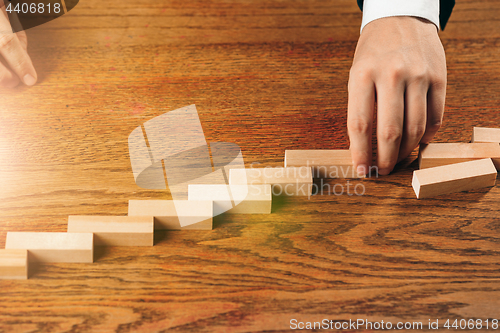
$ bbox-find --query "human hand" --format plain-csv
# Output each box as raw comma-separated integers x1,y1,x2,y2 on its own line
347,16,446,176
0,0,37,87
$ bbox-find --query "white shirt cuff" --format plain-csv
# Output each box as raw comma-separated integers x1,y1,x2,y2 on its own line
360,0,440,33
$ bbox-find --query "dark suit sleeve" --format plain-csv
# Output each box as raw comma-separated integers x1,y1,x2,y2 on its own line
357,0,364,11
439,0,455,29
356,0,455,30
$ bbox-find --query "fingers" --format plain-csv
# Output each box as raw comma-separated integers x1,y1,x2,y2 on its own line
349,73,443,176
16,30,28,50
421,81,446,143
0,7,37,87
347,67,375,177
376,80,405,175
397,81,428,162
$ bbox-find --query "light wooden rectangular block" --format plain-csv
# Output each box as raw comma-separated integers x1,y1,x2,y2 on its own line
5,232,94,263
188,184,272,214
229,167,313,196
0,249,28,280
412,158,497,199
128,200,213,230
68,216,154,246
472,127,500,143
284,150,365,178
419,143,500,169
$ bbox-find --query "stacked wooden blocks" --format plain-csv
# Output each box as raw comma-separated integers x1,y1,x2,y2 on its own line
413,127,500,199
68,216,154,246
188,184,272,214
229,167,313,196
0,201,212,279
2,127,498,278
2,164,317,278
6,232,94,263
278,129,499,199
1,215,158,279
128,200,214,230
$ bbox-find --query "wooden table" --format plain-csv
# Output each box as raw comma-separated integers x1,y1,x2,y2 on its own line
1,0,499,331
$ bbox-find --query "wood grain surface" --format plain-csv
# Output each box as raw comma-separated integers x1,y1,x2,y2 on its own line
0,0,500,332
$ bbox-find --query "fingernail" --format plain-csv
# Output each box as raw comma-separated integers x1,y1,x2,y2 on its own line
23,74,36,86
357,165,367,177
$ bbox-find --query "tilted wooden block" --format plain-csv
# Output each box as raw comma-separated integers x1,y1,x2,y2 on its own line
472,127,500,143
68,216,154,246
229,167,313,196
188,184,272,214
419,143,500,169
412,158,497,199
284,150,365,178
128,200,213,230
5,232,94,263
0,249,28,280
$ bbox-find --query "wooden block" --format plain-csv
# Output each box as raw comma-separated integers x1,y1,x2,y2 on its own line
229,167,313,196
5,232,94,263
472,127,500,143
412,158,497,199
284,149,365,178
128,200,213,230
188,184,272,214
68,216,154,246
0,249,28,280
419,143,500,169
